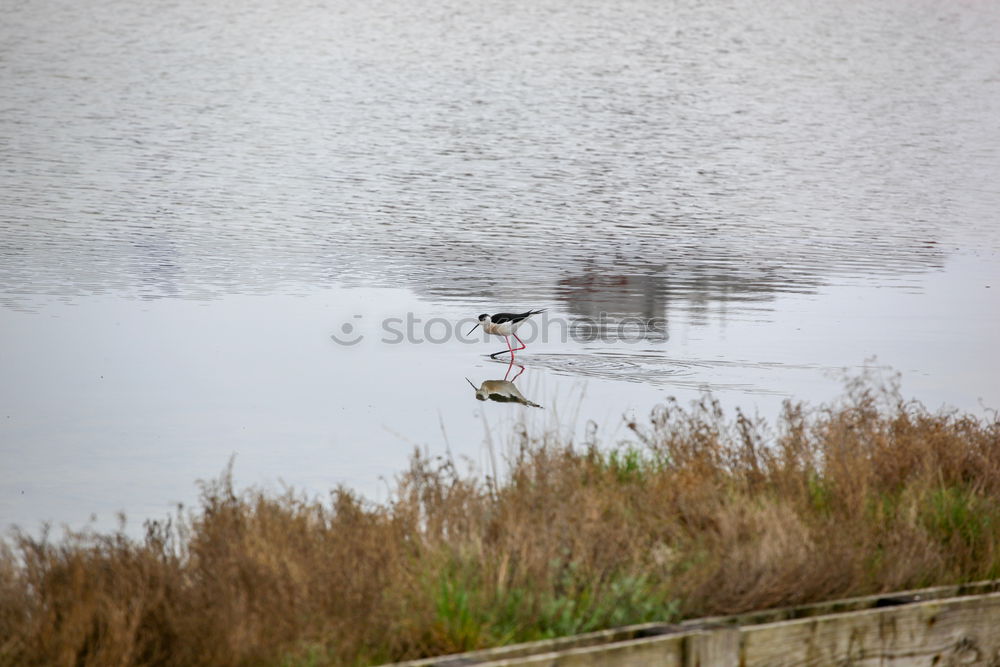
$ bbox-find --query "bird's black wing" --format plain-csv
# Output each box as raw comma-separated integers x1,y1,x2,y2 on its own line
491,309,545,324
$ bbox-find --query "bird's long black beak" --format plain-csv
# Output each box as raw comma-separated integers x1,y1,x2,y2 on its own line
466,322,481,336
465,378,478,389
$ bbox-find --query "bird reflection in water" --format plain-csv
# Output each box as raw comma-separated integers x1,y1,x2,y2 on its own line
466,359,542,408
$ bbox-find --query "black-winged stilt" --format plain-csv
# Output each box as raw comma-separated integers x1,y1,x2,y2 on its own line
465,360,542,407
466,309,545,359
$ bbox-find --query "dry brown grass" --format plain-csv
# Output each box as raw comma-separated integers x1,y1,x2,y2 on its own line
2,377,999,666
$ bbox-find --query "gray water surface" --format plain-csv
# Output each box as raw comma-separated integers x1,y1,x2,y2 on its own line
2,0,999,532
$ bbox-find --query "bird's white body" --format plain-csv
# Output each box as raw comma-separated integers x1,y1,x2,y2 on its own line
481,316,522,337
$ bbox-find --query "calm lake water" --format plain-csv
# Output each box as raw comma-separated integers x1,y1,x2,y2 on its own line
2,0,999,533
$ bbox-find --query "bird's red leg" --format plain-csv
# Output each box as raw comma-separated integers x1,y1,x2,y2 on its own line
510,363,525,382
511,333,527,352
489,335,513,359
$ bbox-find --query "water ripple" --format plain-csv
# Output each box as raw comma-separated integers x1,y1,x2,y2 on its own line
2,0,999,314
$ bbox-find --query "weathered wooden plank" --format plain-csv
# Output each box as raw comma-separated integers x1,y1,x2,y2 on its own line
688,579,1000,630
683,628,739,667
741,591,1000,666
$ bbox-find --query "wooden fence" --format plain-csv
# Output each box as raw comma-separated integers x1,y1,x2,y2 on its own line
390,580,1000,666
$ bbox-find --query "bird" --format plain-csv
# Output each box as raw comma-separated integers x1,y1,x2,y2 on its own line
466,309,545,359
466,377,542,408
466,360,541,408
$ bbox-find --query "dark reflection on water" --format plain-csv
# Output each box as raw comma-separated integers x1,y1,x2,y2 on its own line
466,361,542,408
2,0,996,315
